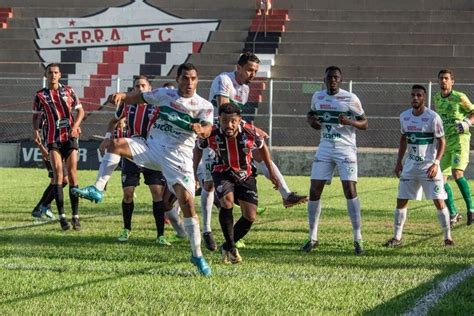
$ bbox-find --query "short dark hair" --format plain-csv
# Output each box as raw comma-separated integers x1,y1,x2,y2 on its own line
45,63,61,72
412,84,426,94
162,82,175,88
438,69,454,79
325,65,342,75
218,103,241,116
237,52,260,67
177,63,198,77
134,75,150,86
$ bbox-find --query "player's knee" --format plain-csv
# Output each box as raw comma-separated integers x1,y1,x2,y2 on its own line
203,181,214,191
123,189,134,203
309,187,322,201
221,197,234,209
243,211,256,222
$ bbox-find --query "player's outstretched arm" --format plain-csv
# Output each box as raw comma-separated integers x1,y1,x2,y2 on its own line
107,91,144,106
394,134,407,178
257,143,280,190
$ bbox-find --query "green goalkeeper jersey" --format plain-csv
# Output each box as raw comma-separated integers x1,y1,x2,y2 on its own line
433,90,474,149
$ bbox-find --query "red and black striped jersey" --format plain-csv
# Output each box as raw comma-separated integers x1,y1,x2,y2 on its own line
113,125,127,139
115,103,159,138
198,123,264,176
32,84,82,145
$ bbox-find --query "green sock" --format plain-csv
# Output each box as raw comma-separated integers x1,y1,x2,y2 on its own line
455,177,474,212
444,183,458,216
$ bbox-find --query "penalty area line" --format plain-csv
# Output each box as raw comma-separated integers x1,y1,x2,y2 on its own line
403,264,474,316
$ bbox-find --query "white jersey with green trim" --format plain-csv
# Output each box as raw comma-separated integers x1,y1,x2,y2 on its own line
142,88,214,151
310,88,364,148
209,71,249,115
400,107,444,173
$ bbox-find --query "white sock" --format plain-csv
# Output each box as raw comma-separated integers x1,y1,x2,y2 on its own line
393,208,407,241
183,216,202,257
166,204,186,238
200,189,214,233
308,200,321,241
347,197,362,241
437,207,451,240
95,153,121,191
256,160,291,198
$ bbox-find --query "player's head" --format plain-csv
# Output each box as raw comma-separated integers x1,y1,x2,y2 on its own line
411,84,426,110
236,52,260,85
438,69,454,92
133,75,151,93
176,63,198,98
162,82,176,89
324,66,342,95
45,63,61,86
218,103,242,137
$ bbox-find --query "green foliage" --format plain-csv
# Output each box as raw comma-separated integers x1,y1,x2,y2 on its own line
0,168,473,314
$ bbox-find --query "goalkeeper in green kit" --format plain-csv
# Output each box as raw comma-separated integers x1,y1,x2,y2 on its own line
434,69,474,226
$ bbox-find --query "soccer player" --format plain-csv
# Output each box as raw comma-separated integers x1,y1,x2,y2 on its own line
196,52,307,250
98,76,185,245
32,63,85,230
433,69,474,226
198,103,279,263
72,63,213,276
303,66,368,255
384,85,453,247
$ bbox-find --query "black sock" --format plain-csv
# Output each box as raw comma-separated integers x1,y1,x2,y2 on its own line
53,184,64,216
234,216,253,243
153,201,166,237
36,184,53,208
69,185,79,216
122,201,134,230
219,207,234,250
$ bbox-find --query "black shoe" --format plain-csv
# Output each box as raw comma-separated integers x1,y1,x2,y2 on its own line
354,241,365,255
450,213,462,228
467,212,473,226
301,239,319,252
203,232,217,251
71,217,81,231
59,218,71,231
283,192,308,208
444,239,454,246
383,238,402,248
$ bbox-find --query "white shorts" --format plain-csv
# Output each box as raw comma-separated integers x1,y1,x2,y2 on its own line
397,168,446,200
198,147,216,183
310,146,358,182
125,137,195,196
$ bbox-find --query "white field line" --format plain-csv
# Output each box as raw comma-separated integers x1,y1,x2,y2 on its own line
403,265,474,316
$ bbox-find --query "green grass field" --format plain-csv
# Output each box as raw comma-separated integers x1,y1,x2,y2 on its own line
1,168,473,314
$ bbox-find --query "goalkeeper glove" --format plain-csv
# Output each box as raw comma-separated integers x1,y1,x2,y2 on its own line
455,118,472,134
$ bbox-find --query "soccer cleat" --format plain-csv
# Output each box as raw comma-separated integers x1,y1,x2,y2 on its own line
228,248,242,264
354,241,365,255
117,228,131,242
283,192,308,208
256,207,267,215
59,218,70,231
156,235,171,246
444,239,454,246
72,185,103,203
450,213,462,228
301,239,319,252
467,211,474,226
383,238,402,248
235,239,246,249
71,217,81,230
40,205,55,220
220,246,231,264
31,207,42,219
203,232,217,251
190,255,212,276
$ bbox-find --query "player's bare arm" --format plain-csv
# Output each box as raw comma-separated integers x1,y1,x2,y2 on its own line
70,105,85,138
257,143,280,190
426,136,445,179
191,122,212,138
216,95,230,107
307,111,322,130
193,145,204,185
108,91,144,106
395,134,407,178
338,114,368,130
32,113,42,144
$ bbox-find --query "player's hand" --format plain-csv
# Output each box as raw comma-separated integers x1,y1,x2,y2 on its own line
394,162,403,178
268,170,280,190
70,126,81,138
33,129,42,145
107,92,127,106
99,139,110,155
338,114,352,126
306,112,321,130
255,126,269,139
426,163,438,179
455,119,472,134
191,123,206,138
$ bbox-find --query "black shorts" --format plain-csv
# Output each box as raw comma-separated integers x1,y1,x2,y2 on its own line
121,158,166,188
212,171,258,205
47,138,78,160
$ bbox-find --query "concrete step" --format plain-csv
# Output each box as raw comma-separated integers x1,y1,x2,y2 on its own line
285,20,474,33
281,31,474,45
0,28,36,38
0,49,40,62
200,42,245,54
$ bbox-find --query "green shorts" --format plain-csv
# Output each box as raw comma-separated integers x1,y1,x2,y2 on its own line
441,135,470,175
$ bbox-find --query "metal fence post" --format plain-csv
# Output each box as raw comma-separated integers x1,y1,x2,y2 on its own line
349,80,353,94
42,77,46,88
116,76,121,92
268,79,273,151
428,81,432,108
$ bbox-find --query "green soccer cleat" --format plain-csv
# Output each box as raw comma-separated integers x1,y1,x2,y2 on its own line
235,239,246,249
72,185,103,203
256,207,267,215
40,205,55,220
354,240,365,255
117,228,131,242
156,235,171,246
190,255,212,276
301,238,319,252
